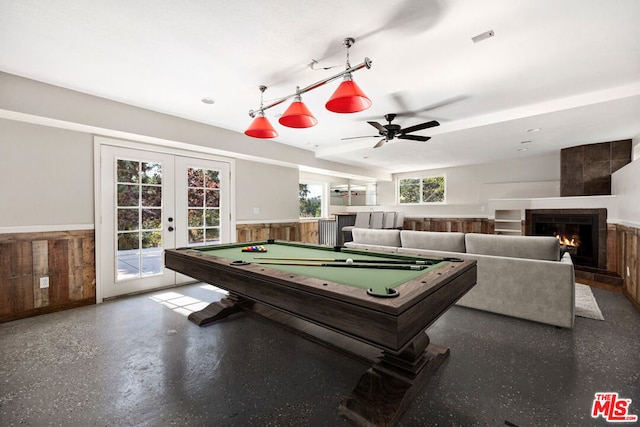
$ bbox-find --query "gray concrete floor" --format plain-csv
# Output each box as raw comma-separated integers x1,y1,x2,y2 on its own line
1,283,638,427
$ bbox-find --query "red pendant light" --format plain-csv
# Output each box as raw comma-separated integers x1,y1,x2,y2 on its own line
244,113,278,138
245,85,278,138
325,74,372,113
279,94,318,128
245,38,373,134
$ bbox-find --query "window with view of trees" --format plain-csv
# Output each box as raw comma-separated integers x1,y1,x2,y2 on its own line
116,159,164,280
398,176,445,204
299,183,323,218
187,167,220,246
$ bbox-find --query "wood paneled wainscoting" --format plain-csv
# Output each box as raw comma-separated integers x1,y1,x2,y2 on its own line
0,230,96,323
608,223,640,311
403,217,495,234
236,221,319,244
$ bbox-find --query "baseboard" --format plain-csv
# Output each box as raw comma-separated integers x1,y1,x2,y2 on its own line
575,266,623,290
0,297,96,323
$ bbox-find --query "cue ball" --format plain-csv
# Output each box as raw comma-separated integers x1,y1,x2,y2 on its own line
346,258,354,264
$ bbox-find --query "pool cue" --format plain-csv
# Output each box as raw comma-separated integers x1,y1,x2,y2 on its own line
253,256,436,265
254,261,428,270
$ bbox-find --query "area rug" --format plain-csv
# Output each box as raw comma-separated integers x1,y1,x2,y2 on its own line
575,283,604,321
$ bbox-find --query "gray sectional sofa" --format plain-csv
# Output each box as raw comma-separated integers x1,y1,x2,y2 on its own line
345,228,575,328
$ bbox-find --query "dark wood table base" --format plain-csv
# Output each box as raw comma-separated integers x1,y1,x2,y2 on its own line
187,294,249,326
339,332,449,427
188,294,449,427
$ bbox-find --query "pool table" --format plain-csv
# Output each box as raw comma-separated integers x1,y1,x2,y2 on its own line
164,240,477,426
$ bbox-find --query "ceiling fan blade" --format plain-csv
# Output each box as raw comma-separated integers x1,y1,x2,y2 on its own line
373,139,387,148
393,95,468,118
340,135,381,141
401,120,440,134
390,92,412,114
398,134,431,142
367,121,388,134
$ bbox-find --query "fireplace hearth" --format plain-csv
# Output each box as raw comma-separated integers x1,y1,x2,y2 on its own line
525,209,607,270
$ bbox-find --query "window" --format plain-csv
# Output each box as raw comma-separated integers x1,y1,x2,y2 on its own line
299,182,324,218
116,159,164,279
186,167,221,246
398,176,445,204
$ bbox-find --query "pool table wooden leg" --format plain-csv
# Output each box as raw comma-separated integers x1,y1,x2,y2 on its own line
338,332,450,427
187,293,250,326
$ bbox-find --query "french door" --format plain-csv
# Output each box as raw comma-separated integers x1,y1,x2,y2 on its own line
98,143,231,300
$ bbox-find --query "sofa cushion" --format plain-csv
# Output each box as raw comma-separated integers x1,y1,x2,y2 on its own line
400,230,466,253
465,233,560,261
351,228,401,248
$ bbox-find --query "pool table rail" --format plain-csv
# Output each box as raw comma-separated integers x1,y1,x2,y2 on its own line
164,245,476,354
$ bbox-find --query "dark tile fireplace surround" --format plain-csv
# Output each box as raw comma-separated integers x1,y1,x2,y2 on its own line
525,208,607,270
522,140,631,285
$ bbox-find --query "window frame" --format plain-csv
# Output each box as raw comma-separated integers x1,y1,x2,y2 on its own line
397,174,446,205
299,181,328,219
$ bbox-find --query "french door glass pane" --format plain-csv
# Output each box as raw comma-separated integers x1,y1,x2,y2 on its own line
116,159,163,281
187,166,221,246
117,184,139,206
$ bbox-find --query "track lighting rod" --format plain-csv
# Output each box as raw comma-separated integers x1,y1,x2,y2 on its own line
248,57,372,118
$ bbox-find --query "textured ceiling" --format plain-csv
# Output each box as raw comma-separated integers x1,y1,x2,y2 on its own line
1,0,639,173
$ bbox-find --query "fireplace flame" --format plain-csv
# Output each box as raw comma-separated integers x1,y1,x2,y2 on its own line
555,234,580,247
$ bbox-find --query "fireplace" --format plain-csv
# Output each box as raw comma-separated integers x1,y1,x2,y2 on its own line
525,209,607,269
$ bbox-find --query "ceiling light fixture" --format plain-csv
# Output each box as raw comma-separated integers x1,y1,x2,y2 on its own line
245,37,372,138
278,88,318,128
244,86,278,138
325,38,372,113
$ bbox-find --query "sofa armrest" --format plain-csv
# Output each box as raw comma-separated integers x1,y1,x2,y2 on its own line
457,253,575,328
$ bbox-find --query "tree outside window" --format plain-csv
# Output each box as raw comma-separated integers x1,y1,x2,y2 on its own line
399,176,445,204
299,183,323,218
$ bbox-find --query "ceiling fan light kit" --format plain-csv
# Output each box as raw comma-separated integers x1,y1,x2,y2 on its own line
245,37,372,138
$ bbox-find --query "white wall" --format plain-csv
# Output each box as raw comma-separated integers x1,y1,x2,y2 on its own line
0,119,94,228
1,72,636,228
633,133,640,161
236,160,299,222
0,72,389,182
0,119,302,230
611,157,640,227
373,153,561,217
0,72,389,231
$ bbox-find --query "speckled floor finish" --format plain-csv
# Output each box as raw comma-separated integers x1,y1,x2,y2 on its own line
1,283,638,427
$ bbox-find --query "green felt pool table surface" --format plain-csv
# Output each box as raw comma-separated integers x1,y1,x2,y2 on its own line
193,241,448,294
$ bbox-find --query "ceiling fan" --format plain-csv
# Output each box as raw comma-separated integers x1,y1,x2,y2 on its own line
342,113,440,148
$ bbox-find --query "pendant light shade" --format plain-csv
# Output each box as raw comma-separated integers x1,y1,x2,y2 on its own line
244,114,278,138
279,96,318,128
325,75,372,114
245,38,373,138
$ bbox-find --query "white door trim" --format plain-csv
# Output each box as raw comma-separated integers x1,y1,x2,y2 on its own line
94,136,236,303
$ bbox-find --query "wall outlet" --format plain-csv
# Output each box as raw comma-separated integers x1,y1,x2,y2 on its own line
39,276,49,289
253,207,260,215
